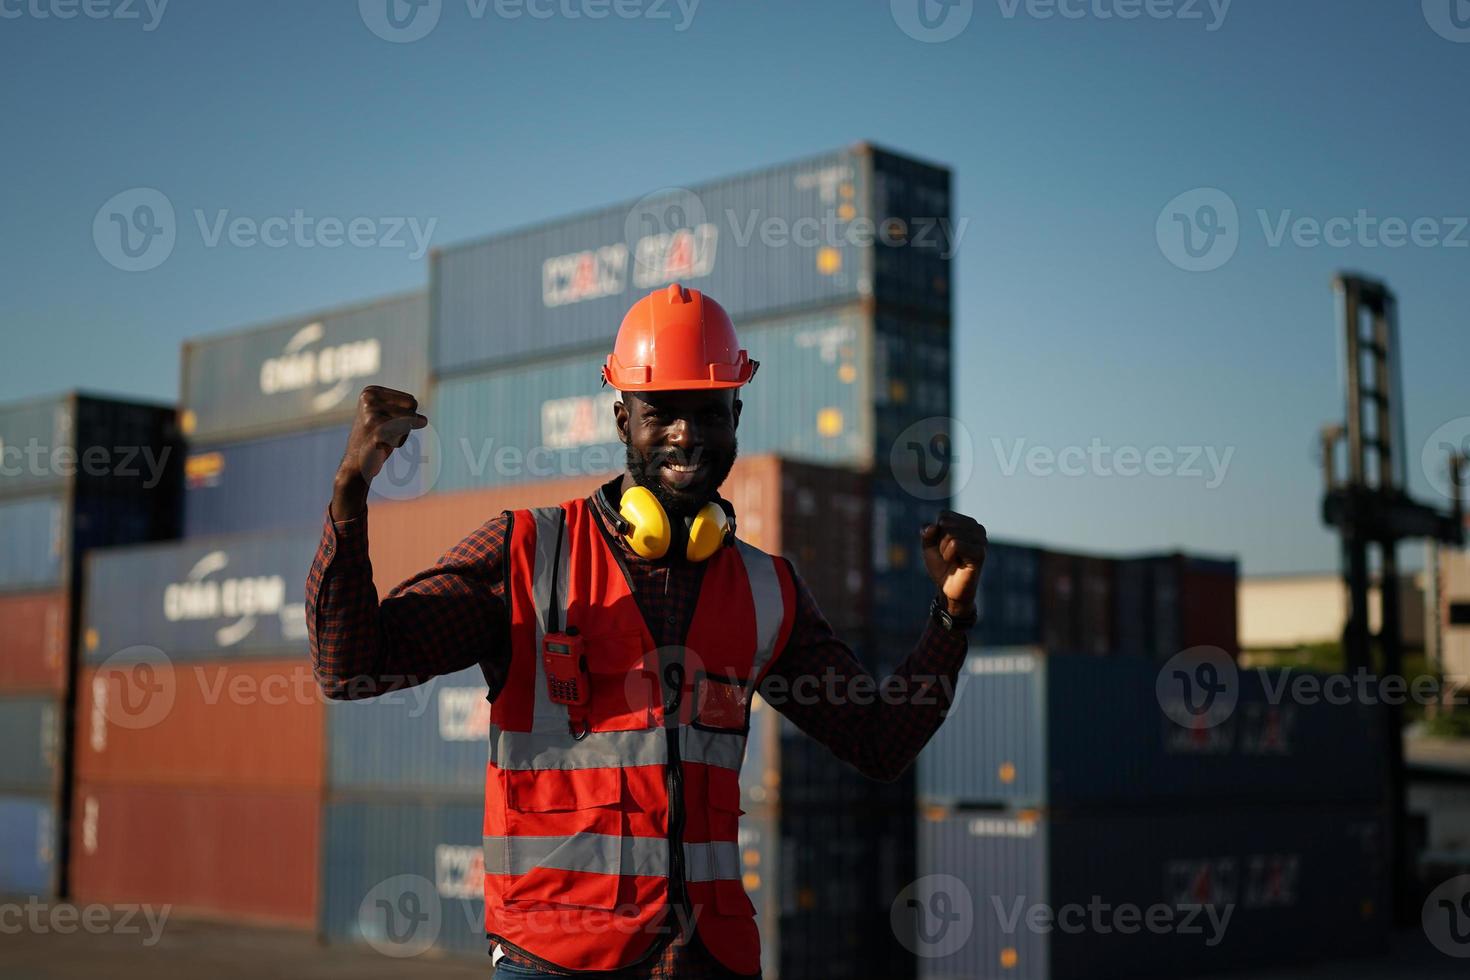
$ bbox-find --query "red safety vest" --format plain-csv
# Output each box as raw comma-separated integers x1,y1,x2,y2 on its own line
484,497,796,975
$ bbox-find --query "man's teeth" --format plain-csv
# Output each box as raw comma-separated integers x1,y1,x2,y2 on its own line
665,462,701,473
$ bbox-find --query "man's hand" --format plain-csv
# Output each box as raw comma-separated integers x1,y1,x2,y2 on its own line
331,386,428,522
920,510,988,618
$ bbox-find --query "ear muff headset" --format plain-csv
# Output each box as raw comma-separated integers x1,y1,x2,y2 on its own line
596,484,735,562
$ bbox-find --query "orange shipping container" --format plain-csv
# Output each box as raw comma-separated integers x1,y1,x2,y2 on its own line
0,591,69,693
71,783,320,929
369,455,869,630
75,659,324,790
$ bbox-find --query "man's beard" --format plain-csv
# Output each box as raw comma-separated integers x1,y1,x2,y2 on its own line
625,440,738,520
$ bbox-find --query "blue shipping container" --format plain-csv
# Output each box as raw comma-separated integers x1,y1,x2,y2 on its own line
321,798,487,957
917,649,1385,808
0,496,64,592
0,794,57,896
83,529,318,662
0,396,71,499
328,665,490,796
182,292,429,443
916,805,1389,980
0,698,62,792
184,425,430,537
433,143,953,377
432,306,950,495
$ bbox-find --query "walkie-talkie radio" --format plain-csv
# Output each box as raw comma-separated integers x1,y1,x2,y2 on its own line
541,628,588,707
542,509,591,738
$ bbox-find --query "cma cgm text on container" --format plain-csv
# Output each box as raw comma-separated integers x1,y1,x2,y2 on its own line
432,143,955,376
180,292,428,444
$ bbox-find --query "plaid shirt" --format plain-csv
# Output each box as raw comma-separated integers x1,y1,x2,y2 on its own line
306,478,969,978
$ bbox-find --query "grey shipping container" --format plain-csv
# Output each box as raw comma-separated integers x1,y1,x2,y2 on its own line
0,794,57,896
0,697,62,793
432,143,952,377
327,665,490,797
0,496,64,592
82,529,318,662
320,797,488,957
915,805,1389,980
184,424,430,538
432,304,951,494
917,648,1384,808
871,476,949,633
181,292,429,444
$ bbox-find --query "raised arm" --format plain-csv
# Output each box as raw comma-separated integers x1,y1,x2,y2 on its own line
306,386,508,700
756,511,986,781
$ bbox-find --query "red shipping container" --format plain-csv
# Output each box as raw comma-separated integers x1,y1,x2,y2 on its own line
0,591,69,693
75,660,324,790
1179,558,1240,656
71,783,320,929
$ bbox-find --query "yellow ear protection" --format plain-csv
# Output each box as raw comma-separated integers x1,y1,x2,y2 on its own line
597,484,735,562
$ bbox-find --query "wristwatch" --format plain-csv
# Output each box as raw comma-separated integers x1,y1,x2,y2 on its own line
929,594,978,632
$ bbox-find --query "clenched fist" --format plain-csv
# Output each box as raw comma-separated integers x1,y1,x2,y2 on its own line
920,510,988,618
331,386,428,521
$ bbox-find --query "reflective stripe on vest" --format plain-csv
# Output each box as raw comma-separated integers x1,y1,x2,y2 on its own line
492,726,744,772
483,835,741,882
736,539,785,685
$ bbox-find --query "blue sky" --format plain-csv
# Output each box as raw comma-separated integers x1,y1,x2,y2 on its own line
1,0,1466,574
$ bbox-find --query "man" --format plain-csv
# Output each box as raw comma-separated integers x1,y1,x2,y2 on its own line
307,283,987,979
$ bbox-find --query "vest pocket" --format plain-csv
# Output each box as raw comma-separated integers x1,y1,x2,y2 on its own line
584,630,659,731
705,773,756,918
502,767,624,910
691,671,750,734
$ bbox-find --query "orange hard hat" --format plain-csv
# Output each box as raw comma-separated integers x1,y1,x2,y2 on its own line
602,283,759,391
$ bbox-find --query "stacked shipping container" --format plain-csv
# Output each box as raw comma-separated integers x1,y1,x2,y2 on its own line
69,293,432,925
913,648,1389,980
0,393,180,898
